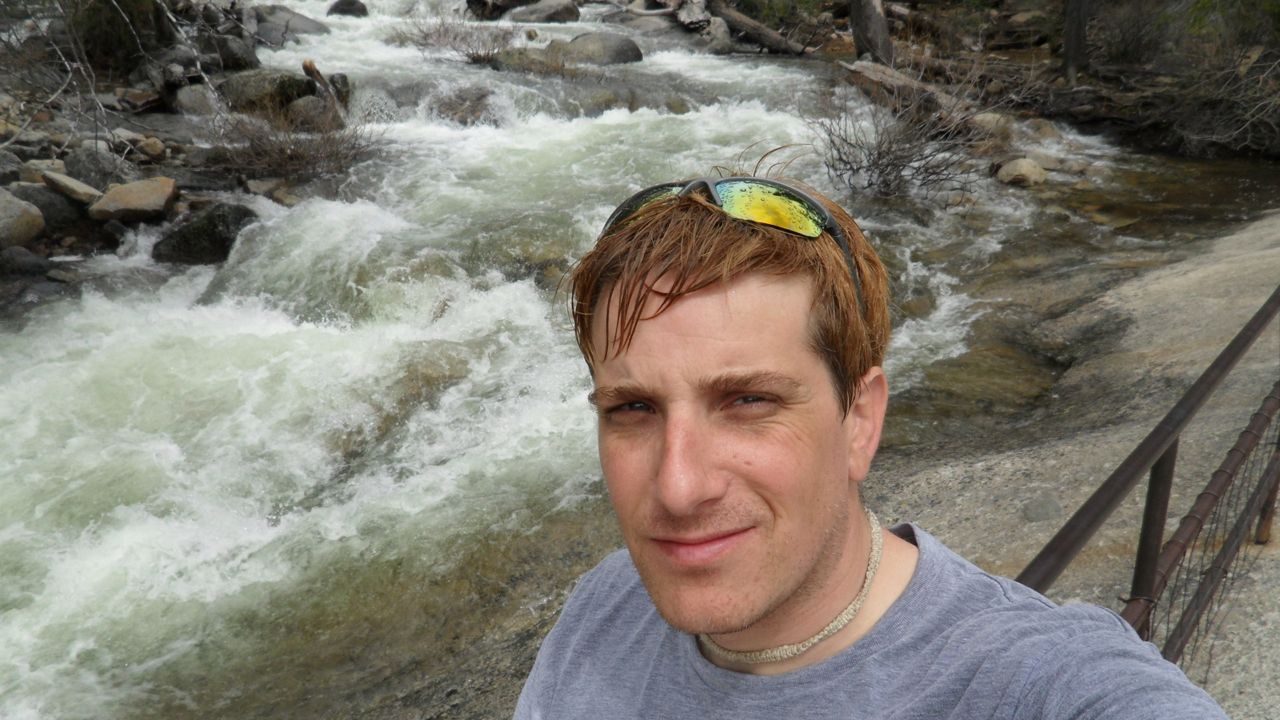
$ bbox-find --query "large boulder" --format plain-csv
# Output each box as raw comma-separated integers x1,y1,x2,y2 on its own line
0,190,45,247
218,69,314,113
254,22,298,47
64,147,139,191
153,203,258,264
285,95,340,131
327,0,369,16
8,182,82,231
254,5,330,34
87,177,178,223
560,32,642,65
507,0,579,23
996,158,1047,186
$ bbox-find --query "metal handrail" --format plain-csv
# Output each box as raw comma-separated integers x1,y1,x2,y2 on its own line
1016,282,1280,593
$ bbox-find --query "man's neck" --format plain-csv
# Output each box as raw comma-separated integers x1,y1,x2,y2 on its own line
700,525,919,676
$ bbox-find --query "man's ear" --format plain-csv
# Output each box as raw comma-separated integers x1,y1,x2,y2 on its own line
847,367,888,485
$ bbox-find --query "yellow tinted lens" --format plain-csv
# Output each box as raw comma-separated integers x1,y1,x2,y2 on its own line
716,182,825,238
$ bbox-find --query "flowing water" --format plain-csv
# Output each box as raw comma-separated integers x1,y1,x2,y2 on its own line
4,1,1280,718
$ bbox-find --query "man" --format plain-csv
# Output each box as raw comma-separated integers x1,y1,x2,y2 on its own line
515,176,1226,718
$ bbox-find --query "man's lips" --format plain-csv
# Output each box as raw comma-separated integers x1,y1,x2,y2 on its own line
651,528,753,566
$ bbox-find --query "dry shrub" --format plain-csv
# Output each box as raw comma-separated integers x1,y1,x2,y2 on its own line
1176,51,1280,155
812,64,994,201
216,107,380,181
388,17,514,64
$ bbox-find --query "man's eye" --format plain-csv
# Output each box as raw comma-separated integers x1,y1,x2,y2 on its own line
732,395,769,405
608,401,652,414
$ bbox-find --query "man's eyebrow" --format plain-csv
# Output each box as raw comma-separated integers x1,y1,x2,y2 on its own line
702,370,804,396
587,384,647,409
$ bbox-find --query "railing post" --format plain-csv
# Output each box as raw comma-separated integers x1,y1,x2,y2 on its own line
1256,436,1280,544
1127,438,1178,637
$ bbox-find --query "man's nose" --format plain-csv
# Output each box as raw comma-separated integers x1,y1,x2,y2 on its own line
654,410,728,516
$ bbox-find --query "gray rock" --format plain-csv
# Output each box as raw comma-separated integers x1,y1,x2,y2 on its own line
1020,489,1064,523
469,0,535,20
7,182,82,231
254,5,330,34
701,17,733,54
0,190,45,247
214,34,260,70
507,0,579,23
218,69,314,113
562,32,642,65
0,246,51,276
0,150,21,183
327,0,369,16
172,84,223,116
330,73,352,109
45,267,78,283
153,203,258,264
87,176,178,223
64,147,139,191
156,44,199,69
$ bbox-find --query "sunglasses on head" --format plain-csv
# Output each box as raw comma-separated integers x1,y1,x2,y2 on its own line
600,177,862,298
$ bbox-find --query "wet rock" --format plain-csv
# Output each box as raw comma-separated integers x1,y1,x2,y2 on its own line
19,159,65,183
156,44,199,69
1027,150,1061,171
153,202,258,264
173,84,224,116
701,17,733,54
45,267,78,283
219,70,315,113
254,5,330,34
254,21,299,47
0,150,21,183
286,95,339,131
87,177,178,223
0,190,45,247
327,0,369,16
996,158,1047,187
1026,118,1062,141
562,32,643,65
39,171,102,204
0,246,52,276
8,182,82,231
436,87,494,126
469,0,535,21
506,0,579,23
64,147,139,191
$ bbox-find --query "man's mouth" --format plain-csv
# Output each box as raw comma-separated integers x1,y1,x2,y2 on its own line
651,528,753,566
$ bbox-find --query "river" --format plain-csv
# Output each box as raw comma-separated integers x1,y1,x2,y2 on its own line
3,1,1280,718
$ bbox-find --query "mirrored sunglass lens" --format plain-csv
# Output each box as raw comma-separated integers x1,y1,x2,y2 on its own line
715,182,825,238
605,185,682,229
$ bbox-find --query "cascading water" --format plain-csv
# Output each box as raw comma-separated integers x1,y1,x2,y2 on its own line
2,0,1210,717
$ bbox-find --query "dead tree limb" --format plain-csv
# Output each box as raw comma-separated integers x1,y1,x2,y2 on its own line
706,0,805,54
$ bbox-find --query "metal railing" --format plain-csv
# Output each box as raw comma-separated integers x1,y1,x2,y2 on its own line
1016,282,1280,667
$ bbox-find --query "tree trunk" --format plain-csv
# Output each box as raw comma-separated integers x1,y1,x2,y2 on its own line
850,0,893,66
1064,0,1089,84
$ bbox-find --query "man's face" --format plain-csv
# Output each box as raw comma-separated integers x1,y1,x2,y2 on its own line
591,272,880,637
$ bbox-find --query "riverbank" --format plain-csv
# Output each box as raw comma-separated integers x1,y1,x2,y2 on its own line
874,209,1280,719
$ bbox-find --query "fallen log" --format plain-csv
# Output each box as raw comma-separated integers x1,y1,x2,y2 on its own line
706,0,805,55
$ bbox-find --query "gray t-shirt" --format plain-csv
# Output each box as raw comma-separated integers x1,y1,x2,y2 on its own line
514,524,1227,719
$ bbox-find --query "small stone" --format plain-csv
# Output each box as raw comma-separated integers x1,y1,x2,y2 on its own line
111,128,146,145
136,137,166,160
153,202,258,264
244,177,286,195
1020,490,1063,523
0,149,21,183
1026,150,1061,171
1,246,52,275
19,159,66,183
327,0,369,16
8,182,81,231
172,85,222,116
41,171,103,204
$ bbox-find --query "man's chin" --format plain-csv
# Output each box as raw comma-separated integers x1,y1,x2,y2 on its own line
639,577,762,636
